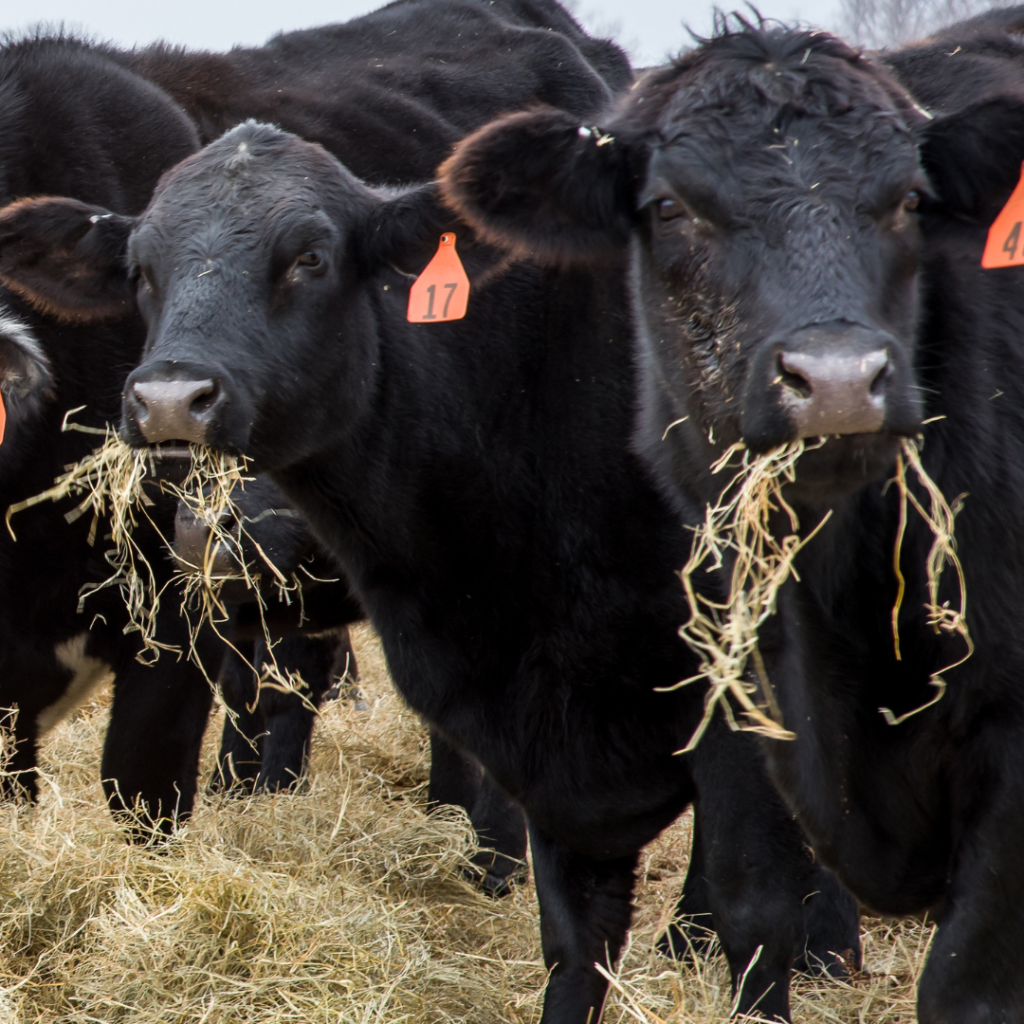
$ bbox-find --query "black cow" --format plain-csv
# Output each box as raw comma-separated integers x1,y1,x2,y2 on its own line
884,6,1024,115
119,0,631,182
0,36,345,826
436,16,1024,1023
14,118,864,1020
0,0,625,853
0,39,214,829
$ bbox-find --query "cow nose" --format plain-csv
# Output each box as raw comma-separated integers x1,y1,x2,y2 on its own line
777,348,889,438
129,379,223,445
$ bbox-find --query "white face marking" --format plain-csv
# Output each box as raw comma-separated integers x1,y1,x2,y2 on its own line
0,306,50,396
38,633,113,734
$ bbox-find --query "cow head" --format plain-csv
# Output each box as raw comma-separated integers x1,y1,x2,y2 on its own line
439,20,1024,504
0,123,461,470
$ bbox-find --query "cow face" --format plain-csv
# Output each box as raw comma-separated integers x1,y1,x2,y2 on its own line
0,123,457,473
0,122,444,471
440,23,1024,503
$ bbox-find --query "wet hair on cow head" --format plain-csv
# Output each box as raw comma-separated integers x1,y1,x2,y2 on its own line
440,17,1024,497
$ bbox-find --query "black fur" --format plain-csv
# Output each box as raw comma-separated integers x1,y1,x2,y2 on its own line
439,16,1024,1022
193,473,530,895
118,0,631,183
0,4,623,860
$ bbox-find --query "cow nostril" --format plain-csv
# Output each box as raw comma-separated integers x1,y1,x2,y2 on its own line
869,358,891,397
776,354,813,400
189,381,219,416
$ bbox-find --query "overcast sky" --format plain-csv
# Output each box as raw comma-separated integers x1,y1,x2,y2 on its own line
7,0,847,68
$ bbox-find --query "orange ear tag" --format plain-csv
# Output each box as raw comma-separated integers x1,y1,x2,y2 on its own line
407,233,470,323
982,162,1024,268
0,391,6,447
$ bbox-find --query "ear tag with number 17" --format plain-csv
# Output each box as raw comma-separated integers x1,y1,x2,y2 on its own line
982,162,1024,268
407,233,470,323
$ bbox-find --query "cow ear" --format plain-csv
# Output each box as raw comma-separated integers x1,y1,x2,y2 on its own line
0,307,54,423
0,197,137,323
919,97,1024,219
438,107,639,265
355,182,467,273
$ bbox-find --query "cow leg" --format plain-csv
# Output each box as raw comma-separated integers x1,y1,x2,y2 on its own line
254,634,337,792
429,729,528,895
212,643,262,793
428,727,483,808
529,821,638,1024
325,626,365,706
658,804,860,980
794,864,862,978
101,620,219,841
917,777,1024,1024
656,805,716,960
468,772,529,895
689,730,821,1023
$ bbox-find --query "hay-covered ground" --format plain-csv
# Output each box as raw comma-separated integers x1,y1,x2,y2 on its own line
0,624,930,1023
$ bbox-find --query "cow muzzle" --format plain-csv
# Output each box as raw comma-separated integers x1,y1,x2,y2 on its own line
777,347,888,438
127,378,223,446
122,359,250,452
742,322,921,448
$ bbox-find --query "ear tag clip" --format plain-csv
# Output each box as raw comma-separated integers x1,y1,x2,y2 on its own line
407,233,470,323
0,391,5,447
982,162,1024,268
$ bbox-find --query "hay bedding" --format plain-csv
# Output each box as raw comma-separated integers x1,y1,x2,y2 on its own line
0,624,929,1023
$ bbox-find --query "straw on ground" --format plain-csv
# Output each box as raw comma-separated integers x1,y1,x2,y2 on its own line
0,625,931,1023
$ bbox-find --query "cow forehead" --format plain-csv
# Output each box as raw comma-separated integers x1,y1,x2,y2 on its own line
142,123,357,235
622,29,918,162
136,158,358,266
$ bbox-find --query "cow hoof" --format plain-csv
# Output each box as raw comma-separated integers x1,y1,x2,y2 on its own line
325,684,369,711
656,917,716,962
463,852,529,897
794,946,860,980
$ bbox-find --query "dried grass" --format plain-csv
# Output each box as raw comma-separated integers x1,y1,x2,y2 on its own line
674,436,972,751
4,428,312,709
0,625,927,1023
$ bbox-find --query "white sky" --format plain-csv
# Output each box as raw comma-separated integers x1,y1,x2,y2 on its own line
2,0,847,68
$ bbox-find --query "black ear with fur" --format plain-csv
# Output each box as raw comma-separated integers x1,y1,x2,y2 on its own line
355,182,467,275
439,107,640,265
920,97,1024,220
0,197,137,323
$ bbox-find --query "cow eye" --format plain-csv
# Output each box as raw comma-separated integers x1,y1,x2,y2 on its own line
657,198,687,221
296,251,322,268
903,190,920,212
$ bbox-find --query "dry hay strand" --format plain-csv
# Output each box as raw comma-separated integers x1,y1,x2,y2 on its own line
674,436,972,751
2,423,305,686
0,625,927,1023
5,417,170,662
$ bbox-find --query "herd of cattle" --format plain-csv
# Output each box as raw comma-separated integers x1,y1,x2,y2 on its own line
0,0,1023,1020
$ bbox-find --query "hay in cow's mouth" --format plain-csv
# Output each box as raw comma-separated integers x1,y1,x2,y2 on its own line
670,436,972,752
4,423,310,703
6,418,171,663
